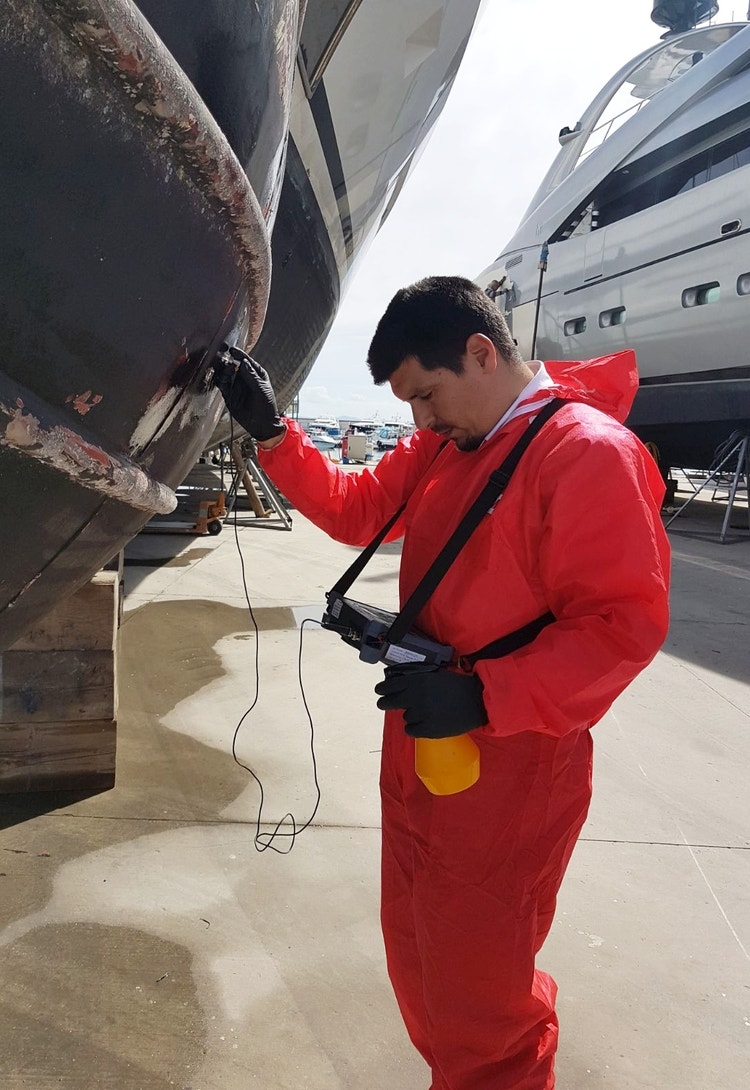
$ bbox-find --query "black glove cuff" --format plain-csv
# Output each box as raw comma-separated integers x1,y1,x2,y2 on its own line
253,418,286,442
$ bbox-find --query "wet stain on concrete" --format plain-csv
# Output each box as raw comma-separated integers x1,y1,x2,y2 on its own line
124,547,214,569
109,598,310,820
0,923,205,1089
120,598,297,718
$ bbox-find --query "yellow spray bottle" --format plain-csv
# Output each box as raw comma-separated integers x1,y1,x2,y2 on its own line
414,734,480,795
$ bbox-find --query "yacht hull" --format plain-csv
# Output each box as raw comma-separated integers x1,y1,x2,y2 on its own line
0,0,279,649
0,0,483,650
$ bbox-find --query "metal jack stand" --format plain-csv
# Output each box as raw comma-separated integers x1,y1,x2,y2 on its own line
665,432,750,543
225,439,293,530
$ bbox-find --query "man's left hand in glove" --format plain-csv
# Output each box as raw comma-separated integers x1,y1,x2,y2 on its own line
212,345,286,444
375,665,488,738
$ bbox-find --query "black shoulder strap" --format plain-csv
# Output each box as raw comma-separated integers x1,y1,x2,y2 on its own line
459,610,555,669
329,440,448,599
386,398,565,645
328,503,405,598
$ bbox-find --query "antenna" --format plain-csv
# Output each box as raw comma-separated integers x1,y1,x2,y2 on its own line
651,1,719,35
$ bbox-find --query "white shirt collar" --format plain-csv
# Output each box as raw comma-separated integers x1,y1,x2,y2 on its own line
482,361,554,446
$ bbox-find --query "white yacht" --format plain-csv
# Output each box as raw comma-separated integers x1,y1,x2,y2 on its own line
306,427,340,451
477,2,750,472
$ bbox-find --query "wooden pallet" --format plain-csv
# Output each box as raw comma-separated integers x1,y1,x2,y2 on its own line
0,570,119,793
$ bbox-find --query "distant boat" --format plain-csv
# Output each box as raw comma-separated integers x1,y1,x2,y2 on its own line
0,0,483,650
477,3,750,472
376,422,416,450
343,419,380,436
306,428,340,451
309,416,342,439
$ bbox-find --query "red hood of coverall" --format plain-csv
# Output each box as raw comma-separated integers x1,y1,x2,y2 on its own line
525,351,639,423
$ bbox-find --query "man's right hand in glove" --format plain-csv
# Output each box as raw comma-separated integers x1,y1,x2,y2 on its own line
375,664,488,738
212,345,286,445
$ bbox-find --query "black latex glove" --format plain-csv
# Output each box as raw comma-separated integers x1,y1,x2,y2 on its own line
212,345,285,442
375,664,488,738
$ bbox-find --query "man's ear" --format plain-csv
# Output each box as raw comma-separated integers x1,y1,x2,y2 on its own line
465,333,498,374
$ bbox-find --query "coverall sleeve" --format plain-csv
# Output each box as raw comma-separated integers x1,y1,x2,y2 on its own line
257,419,444,547
475,425,671,739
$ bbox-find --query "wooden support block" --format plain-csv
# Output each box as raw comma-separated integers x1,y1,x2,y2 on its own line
1,570,119,795
10,571,119,652
101,552,125,627
101,550,124,578
0,649,116,723
0,718,116,793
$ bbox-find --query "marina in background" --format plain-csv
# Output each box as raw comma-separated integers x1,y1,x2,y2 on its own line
297,415,415,459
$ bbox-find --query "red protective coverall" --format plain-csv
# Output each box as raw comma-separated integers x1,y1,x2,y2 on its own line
259,351,670,1090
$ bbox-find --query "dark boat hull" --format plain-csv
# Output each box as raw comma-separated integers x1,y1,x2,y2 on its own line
0,0,483,650
0,0,287,649
627,371,750,471
134,1,340,416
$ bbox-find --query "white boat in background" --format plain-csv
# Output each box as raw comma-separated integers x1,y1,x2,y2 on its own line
477,1,750,473
343,419,380,435
310,415,342,439
376,422,416,450
307,427,340,451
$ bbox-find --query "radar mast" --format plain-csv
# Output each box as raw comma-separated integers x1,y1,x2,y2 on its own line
651,1,719,37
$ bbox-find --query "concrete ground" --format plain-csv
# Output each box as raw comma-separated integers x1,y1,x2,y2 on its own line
1,473,748,1090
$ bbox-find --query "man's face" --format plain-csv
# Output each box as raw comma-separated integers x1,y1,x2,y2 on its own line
388,354,489,452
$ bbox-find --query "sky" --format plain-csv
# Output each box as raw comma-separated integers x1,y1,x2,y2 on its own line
296,0,736,421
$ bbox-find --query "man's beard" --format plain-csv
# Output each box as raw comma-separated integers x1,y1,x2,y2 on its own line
454,433,484,452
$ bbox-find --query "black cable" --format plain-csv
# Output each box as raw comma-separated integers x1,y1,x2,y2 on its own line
229,617,323,855
225,399,322,853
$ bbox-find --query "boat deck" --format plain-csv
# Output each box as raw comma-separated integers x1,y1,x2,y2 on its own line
0,474,747,1089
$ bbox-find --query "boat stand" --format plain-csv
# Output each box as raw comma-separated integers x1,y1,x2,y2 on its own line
665,432,750,543
224,440,293,531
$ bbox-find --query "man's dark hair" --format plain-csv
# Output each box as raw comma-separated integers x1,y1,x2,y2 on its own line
367,275,523,384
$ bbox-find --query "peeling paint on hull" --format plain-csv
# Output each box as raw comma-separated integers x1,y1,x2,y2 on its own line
1,385,177,516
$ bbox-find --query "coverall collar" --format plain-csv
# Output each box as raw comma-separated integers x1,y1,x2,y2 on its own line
481,361,555,446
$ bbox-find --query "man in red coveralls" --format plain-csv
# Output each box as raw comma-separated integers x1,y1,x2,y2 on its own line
214,276,670,1090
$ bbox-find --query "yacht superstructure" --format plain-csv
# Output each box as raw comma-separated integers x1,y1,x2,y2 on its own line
478,9,750,471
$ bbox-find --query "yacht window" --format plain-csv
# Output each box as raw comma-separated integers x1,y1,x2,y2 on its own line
555,114,750,239
599,306,626,328
709,142,750,180
597,171,660,227
674,163,710,194
736,273,750,296
564,317,587,335
682,282,720,307
299,0,364,93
